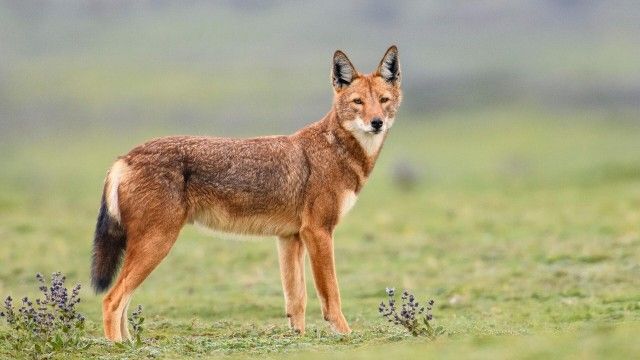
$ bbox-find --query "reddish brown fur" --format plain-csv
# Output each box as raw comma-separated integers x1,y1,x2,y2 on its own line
95,46,402,341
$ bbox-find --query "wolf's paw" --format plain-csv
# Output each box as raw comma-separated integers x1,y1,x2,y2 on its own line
287,313,306,335
326,313,351,335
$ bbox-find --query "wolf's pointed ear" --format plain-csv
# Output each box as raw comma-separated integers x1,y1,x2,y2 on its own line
376,45,400,86
332,50,358,91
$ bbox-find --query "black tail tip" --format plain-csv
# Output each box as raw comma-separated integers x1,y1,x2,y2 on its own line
91,194,126,294
92,277,111,294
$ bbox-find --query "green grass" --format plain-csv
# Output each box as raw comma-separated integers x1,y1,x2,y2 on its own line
1,108,640,359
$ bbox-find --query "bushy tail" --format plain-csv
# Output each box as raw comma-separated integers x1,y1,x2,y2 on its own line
91,193,127,293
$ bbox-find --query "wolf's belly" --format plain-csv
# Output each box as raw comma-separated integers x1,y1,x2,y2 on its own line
189,205,300,237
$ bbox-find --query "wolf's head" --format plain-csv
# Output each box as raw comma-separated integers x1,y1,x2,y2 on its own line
331,46,402,138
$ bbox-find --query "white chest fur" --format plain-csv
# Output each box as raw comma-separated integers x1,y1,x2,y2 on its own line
340,191,358,218
352,130,385,156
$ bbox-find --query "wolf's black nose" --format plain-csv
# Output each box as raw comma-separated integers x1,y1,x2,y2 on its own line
371,118,383,130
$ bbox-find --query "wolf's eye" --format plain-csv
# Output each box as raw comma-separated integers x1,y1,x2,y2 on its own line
380,97,390,104
353,98,363,105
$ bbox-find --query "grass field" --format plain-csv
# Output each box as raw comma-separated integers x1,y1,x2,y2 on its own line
1,108,639,359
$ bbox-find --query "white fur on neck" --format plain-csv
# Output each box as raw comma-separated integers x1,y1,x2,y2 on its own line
343,117,391,156
340,191,358,218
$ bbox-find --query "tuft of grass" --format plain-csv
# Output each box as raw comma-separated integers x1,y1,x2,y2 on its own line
378,288,444,338
1,272,89,358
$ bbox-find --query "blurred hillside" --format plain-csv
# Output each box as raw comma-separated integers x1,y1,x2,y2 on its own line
0,0,639,141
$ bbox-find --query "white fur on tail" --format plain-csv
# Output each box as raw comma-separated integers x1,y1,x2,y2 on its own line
105,160,126,222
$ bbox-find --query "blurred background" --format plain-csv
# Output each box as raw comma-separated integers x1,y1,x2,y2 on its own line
1,2,640,355
1,0,638,140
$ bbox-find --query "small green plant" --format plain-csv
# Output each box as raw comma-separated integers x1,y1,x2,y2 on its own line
378,287,444,339
128,304,145,346
0,272,89,358
115,303,145,350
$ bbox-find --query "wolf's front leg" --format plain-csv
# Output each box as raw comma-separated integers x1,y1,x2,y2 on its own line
300,226,351,334
277,234,307,334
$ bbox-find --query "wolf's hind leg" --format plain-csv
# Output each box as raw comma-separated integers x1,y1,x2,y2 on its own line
102,226,182,342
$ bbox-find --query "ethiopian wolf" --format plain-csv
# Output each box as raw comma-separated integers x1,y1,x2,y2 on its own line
91,46,402,341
